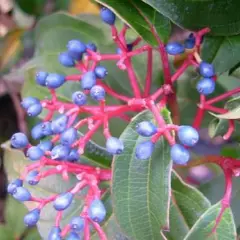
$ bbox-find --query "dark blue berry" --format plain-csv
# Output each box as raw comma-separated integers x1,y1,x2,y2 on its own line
86,42,97,52
45,73,65,89
90,85,105,101
67,149,80,162
48,227,62,240
59,52,75,67
100,7,116,25
36,71,48,86
170,144,190,165
38,140,53,151
67,232,81,240
88,199,106,223
72,91,87,106
51,115,68,134
31,123,44,140
26,170,39,185
7,179,23,194
184,38,195,49
27,146,44,161
70,216,84,231
166,42,185,55
40,121,53,136
11,132,29,148
13,187,31,202
21,97,40,110
136,121,157,137
51,144,70,160
81,71,96,90
199,62,215,78
196,78,215,95
178,126,199,147
27,103,42,117
135,141,155,160
106,137,124,155
24,208,40,227
67,40,86,60
94,66,108,79
60,128,78,146
53,192,74,211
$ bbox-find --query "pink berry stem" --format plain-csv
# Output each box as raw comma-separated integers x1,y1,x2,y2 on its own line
65,75,82,81
223,120,235,140
61,224,71,237
111,25,127,50
143,49,153,97
171,59,191,83
90,220,108,240
55,211,63,227
84,218,91,240
204,105,227,114
131,36,142,47
126,45,151,57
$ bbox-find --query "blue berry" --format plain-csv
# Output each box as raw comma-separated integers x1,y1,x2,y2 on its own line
31,123,44,140
21,97,40,110
13,187,31,202
106,137,124,155
100,7,116,25
38,140,53,151
26,170,39,185
199,62,215,78
196,78,215,95
36,71,48,86
135,141,155,160
86,42,97,52
53,192,74,211
48,227,62,240
81,71,96,90
70,216,84,231
88,199,106,223
67,40,86,60
178,126,199,147
170,144,190,165
24,209,40,227
60,128,78,146
59,52,75,67
7,179,23,194
67,149,80,162
45,73,65,89
166,42,185,55
72,91,87,106
51,144,70,160
11,132,29,148
136,121,157,137
27,146,44,161
51,115,68,134
90,85,105,101
67,232,81,240
27,103,42,117
184,38,195,49
94,66,108,79
40,121,53,136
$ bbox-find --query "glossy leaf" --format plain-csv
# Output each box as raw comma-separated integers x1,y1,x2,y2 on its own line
112,109,172,240
142,0,240,36
95,0,171,44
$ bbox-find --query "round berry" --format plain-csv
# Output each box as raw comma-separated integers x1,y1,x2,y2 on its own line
67,40,86,60
51,115,68,134
136,121,157,137
38,140,53,152
13,187,31,202
72,91,87,106
94,66,108,79
184,38,195,49
166,42,185,55
170,144,190,165
100,7,116,25
199,62,215,78
60,128,78,146
106,137,124,155
27,103,42,117
40,121,53,136
67,232,81,240
196,78,215,95
178,126,199,147
24,209,40,227
135,141,155,160
21,97,40,110
86,42,97,52
67,149,80,162
88,199,106,223
48,227,62,240
11,132,29,148
31,123,44,140
7,179,23,194
27,146,44,161
53,192,74,211
36,71,48,86
90,85,105,101
81,71,96,90
59,52,75,67
26,170,39,185
45,73,65,89
51,144,70,160
70,216,84,231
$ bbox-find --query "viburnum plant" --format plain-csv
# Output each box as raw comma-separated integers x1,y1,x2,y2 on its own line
4,2,240,240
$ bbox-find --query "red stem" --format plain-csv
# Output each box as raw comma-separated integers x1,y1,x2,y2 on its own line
143,49,153,97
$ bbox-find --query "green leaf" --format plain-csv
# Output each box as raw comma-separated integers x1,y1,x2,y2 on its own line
183,202,236,240
94,0,171,45
142,0,240,36
15,0,47,16
112,109,172,240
